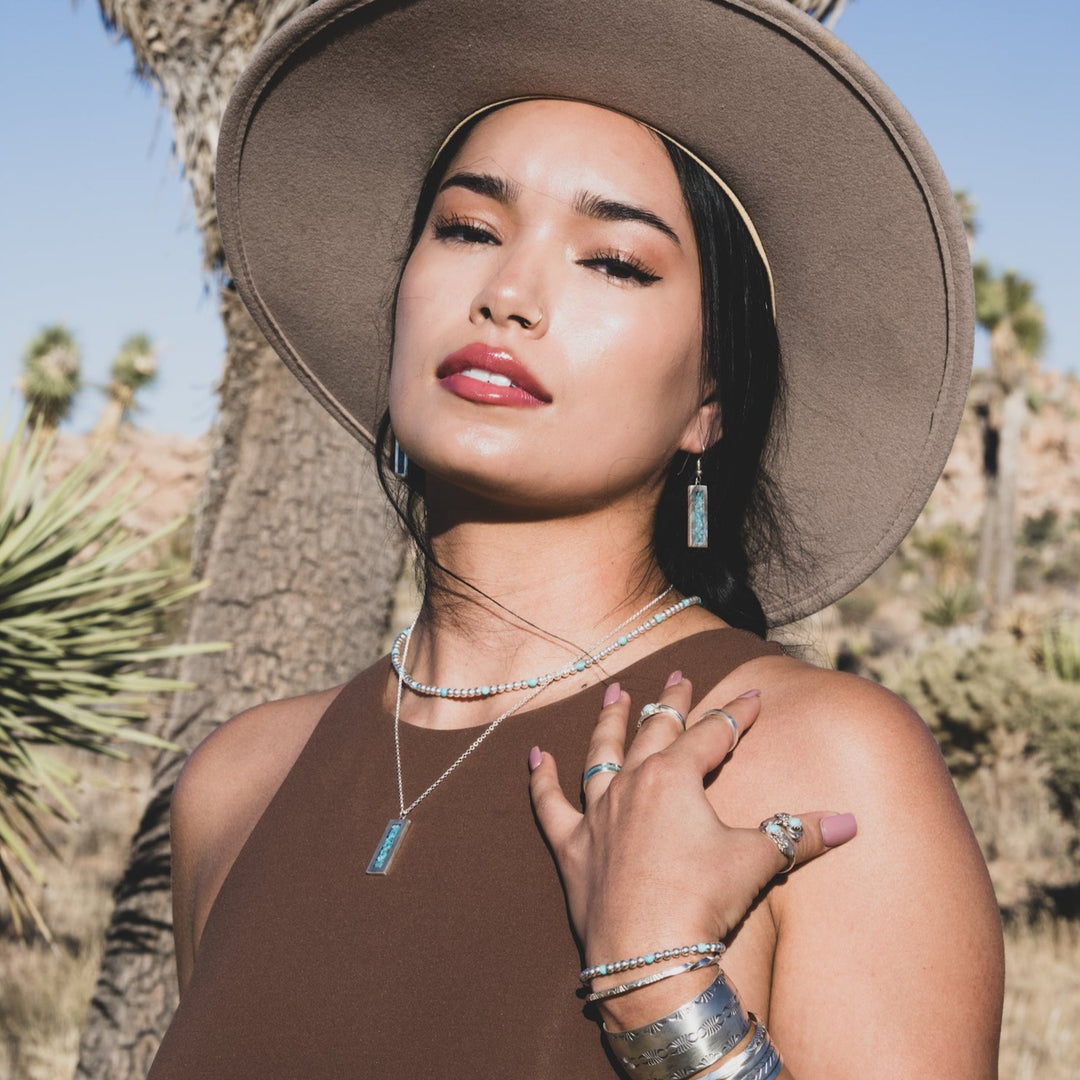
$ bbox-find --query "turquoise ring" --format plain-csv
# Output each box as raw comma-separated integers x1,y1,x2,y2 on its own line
583,762,622,784
759,812,804,874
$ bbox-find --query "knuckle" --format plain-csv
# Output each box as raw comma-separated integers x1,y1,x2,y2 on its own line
635,753,679,789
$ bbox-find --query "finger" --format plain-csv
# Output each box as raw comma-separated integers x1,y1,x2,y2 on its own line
580,682,630,802
667,691,762,776
752,810,858,880
624,672,693,769
528,747,582,852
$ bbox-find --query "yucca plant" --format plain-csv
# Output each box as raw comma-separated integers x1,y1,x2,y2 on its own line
16,325,82,432
92,333,159,443
0,407,229,939
788,0,850,27
1038,618,1080,683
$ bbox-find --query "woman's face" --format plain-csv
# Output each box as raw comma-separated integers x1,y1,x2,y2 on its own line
390,98,710,515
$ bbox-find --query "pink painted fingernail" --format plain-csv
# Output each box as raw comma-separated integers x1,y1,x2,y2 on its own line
665,670,683,688
528,746,542,772
603,682,622,707
737,688,761,699
821,813,857,847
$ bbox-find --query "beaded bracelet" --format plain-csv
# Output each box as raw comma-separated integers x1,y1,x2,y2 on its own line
580,941,726,984
583,954,721,1004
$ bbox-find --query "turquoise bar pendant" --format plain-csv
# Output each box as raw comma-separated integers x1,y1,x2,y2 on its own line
366,817,411,875
688,484,709,548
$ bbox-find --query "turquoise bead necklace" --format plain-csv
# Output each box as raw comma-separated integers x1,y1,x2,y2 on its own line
367,585,702,874
390,588,702,700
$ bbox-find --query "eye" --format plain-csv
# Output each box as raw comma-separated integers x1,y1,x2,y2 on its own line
580,250,661,286
431,213,500,245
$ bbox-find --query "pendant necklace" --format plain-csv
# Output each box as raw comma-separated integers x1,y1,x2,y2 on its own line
366,587,702,874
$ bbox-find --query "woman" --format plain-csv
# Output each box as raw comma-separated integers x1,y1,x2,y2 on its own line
151,1,1003,1077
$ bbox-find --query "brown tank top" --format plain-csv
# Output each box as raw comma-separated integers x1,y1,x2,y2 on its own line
148,628,782,1078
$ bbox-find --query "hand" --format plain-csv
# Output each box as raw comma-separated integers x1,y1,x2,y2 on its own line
528,671,856,1023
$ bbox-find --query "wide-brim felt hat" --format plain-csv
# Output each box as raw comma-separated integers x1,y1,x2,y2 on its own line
215,0,973,626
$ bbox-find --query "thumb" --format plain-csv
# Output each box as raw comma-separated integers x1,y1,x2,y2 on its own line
756,810,858,877
528,747,580,851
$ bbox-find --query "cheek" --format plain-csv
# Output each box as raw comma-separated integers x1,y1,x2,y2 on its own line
391,255,452,392
579,291,702,409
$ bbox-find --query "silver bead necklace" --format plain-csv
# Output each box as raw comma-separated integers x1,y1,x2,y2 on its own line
390,589,701,699
365,587,702,875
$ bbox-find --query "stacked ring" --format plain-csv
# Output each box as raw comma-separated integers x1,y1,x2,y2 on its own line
637,702,686,730
758,812,804,874
583,762,622,784
699,708,740,754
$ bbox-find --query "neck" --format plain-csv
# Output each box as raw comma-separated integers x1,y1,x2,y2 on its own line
390,488,724,729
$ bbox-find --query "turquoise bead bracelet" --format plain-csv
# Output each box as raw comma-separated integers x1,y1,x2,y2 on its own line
580,941,726,985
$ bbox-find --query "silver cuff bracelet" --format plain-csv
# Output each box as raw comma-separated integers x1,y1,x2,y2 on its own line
604,971,751,1080
697,1018,783,1080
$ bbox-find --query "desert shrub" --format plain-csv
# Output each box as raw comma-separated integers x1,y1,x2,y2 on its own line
920,583,980,627
1037,619,1080,683
835,589,878,627
893,635,1080,914
898,634,1080,806
1021,508,1060,547
1014,552,1043,593
909,521,977,574
1043,543,1080,587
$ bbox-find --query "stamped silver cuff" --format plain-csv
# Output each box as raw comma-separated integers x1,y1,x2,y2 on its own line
604,972,751,1080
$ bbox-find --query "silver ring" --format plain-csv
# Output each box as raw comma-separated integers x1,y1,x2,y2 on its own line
758,813,804,874
583,762,622,784
699,708,740,753
637,702,686,730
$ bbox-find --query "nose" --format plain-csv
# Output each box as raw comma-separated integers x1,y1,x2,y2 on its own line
470,244,546,333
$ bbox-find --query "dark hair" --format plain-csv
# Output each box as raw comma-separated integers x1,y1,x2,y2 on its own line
376,106,790,637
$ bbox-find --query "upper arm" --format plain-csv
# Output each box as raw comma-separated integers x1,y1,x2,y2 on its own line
169,685,345,994
764,671,1003,1078
169,708,267,995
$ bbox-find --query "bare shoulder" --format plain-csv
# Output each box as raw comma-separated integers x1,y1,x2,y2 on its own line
170,681,348,990
696,651,950,794
698,654,1003,1077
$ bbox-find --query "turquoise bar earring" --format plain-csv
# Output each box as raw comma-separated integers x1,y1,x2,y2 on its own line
392,437,409,479
687,455,708,548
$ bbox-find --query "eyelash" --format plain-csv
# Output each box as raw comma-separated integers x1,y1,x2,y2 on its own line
430,214,662,286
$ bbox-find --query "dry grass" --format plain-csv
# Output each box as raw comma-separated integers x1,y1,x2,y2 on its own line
1000,918,1080,1079
0,748,150,1080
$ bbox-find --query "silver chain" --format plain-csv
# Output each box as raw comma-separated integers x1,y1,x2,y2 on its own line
392,587,681,818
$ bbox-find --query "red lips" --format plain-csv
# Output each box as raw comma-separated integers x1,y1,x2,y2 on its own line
436,344,552,407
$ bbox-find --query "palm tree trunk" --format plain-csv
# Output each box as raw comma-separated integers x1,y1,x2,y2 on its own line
992,385,1026,611
974,391,999,607
75,287,405,1080
91,388,130,445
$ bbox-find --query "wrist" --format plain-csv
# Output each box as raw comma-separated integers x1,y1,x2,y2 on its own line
595,962,720,1031
600,969,779,1080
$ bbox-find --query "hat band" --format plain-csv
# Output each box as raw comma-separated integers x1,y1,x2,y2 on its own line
432,96,777,313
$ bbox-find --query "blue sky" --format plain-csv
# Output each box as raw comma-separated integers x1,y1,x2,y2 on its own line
1,0,1077,436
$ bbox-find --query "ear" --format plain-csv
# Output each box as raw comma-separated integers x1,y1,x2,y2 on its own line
677,399,721,456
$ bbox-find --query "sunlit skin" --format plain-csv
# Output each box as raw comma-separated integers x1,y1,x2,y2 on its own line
167,100,1003,1079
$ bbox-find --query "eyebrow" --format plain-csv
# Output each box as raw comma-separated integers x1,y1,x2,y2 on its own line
439,171,522,204
438,171,682,247
572,191,681,247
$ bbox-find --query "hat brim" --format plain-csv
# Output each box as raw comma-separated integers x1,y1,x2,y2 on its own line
216,0,973,625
